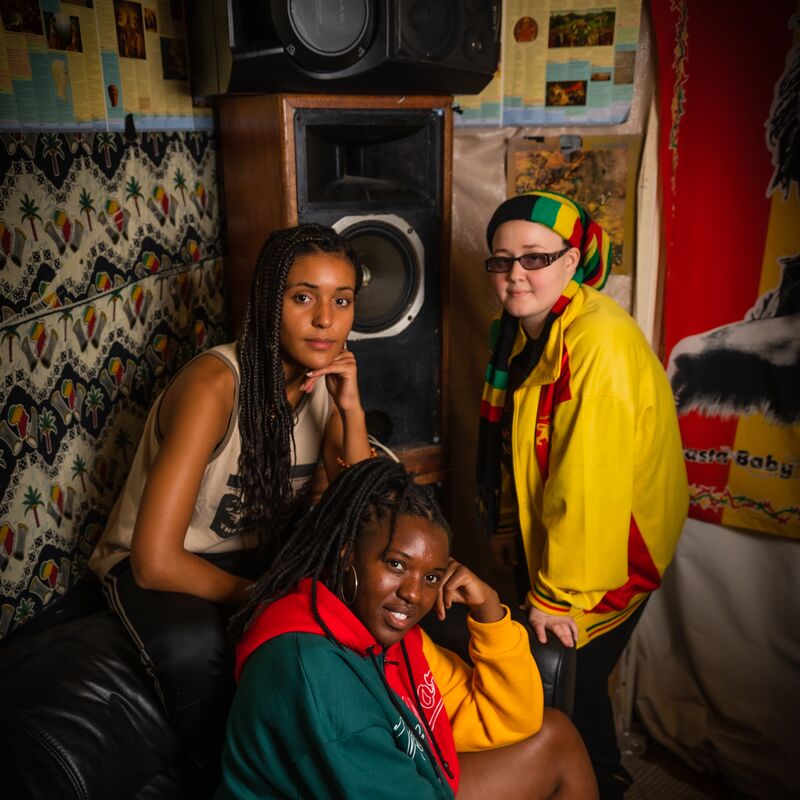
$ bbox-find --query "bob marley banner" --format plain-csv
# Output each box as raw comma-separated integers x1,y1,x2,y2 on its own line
653,1,800,538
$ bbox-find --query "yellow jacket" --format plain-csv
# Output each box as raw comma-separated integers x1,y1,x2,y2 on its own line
500,282,688,646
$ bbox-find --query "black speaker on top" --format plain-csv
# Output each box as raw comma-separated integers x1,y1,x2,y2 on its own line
226,0,500,95
293,105,445,448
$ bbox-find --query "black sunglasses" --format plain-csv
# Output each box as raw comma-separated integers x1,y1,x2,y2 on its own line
485,246,571,273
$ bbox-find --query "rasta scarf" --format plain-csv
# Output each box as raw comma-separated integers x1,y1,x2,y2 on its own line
484,190,612,289
477,191,612,533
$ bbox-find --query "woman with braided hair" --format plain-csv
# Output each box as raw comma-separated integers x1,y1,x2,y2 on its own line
477,191,688,798
89,223,371,794
219,458,597,799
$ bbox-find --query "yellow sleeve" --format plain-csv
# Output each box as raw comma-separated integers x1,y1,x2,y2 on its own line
420,607,543,753
529,394,635,615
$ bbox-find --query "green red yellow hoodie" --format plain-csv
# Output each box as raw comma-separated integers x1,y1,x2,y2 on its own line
217,578,542,799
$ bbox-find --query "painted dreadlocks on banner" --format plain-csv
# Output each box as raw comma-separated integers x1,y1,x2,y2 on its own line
653,1,800,538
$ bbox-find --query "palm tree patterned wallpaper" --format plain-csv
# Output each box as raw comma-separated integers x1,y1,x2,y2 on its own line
0,129,228,637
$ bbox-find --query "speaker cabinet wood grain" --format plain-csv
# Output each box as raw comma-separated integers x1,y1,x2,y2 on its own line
218,94,452,489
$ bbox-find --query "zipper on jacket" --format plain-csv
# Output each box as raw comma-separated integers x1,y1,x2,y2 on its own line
366,645,446,787
400,640,454,780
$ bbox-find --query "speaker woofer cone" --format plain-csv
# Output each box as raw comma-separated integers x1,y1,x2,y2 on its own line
333,215,425,340
271,0,374,71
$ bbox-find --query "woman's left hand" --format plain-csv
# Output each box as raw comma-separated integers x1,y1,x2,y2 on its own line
436,558,504,624
301,348,362,415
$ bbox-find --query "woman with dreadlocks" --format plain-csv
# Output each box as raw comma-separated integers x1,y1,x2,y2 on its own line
219,458,597,800
89,223,371,793
477,191,687,799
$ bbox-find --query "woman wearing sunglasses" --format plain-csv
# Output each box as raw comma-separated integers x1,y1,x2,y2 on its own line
477,191,688,799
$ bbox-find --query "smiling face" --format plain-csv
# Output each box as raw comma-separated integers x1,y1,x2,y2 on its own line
279,251,357,376
348,513,450,647
489,219,579,338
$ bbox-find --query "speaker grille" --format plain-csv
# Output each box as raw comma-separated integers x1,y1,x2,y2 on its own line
390,0,499,73
395,0,459,59
288,0,369,55
225,0,501,94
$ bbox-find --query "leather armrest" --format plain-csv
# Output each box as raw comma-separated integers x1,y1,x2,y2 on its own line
0,611,182,800
420,603,576,716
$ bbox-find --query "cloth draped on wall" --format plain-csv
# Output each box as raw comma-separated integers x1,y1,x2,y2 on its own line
0,130,227,638
653,0,800,539
633,520,800,798
631,3,800,797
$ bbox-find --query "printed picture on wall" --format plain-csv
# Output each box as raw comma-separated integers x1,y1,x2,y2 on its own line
0,0,43,34
668,255,800,429
513,16,538,43
548,9,615,48
160,37,187,81
545,80,587,107
508,135,642,277
44,13,83,53
114,0,146,59
0,0,210,130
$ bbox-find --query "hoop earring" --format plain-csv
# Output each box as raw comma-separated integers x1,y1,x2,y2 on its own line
340,564,358,605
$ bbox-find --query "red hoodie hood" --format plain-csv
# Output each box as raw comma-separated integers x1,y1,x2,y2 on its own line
234,577,460,794
235,577,380,680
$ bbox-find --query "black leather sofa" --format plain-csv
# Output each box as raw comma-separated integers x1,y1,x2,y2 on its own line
0,580,575,800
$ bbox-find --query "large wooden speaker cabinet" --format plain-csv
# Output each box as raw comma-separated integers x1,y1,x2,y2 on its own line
218,94,452,487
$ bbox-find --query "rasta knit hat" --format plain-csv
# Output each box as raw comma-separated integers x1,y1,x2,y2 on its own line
485,190,613,290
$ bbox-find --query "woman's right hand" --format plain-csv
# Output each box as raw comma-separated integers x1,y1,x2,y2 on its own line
302,347,363,417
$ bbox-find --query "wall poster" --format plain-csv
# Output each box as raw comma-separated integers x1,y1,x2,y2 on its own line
456,0,642,126
0,0,210,130
506,134,640,279
653,1,800,538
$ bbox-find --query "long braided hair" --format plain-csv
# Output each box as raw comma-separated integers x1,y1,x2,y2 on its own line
235,223,362,569
229,457,451,643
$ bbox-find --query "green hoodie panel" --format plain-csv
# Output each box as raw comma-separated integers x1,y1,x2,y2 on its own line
217,633,454,800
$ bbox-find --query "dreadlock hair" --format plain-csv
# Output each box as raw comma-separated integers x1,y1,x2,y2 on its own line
229,457,451,644
766,14,800,197
235,223,362,570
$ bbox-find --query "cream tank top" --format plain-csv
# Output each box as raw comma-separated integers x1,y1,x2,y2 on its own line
89,342,332,580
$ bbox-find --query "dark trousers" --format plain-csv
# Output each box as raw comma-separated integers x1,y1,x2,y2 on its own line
102,550,259,797
574,600,647,799
513,540,646,796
